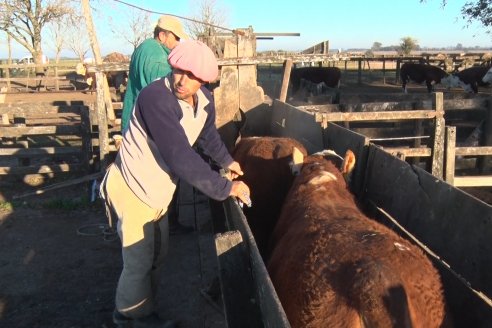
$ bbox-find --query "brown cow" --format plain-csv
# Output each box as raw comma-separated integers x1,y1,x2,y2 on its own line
268,151,450,328
232,136,307,258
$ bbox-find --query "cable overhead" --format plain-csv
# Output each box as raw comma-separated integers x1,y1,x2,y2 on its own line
112,0,234,33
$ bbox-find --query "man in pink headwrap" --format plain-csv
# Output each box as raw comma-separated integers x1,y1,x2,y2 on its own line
100,40,250,328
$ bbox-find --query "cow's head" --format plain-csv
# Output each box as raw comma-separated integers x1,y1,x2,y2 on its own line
289,147,305,176
441,74,473,93
483,68,492,84
440,74,461,89
291,149,356,183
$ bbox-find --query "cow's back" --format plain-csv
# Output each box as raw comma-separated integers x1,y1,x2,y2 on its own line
268,156,450,328
456,66,491,85
400,63,447,83
232,137,307,258
290,67,341,93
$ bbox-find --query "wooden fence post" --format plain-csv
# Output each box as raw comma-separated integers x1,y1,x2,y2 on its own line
395,58,401,84
382,55,386,85
445,126,456,185
478,98,492,174
95,74,109,171
79,105,93,172
357,59,362,84
279,58,293,102
431,92,445,179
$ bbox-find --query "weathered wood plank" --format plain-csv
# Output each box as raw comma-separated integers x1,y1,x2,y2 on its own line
445,127,456,185
0,163,83,175
278,59,292,102
455,146,492,156
0,147,81,155
0,103,85,115
453,176,492,187
0,77,67,82
431,93,445,179
382,146,432,157
314,109,440,123
0,125,81,137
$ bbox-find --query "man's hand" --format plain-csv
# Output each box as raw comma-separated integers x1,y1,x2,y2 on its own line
227,161,244,180
230,181,251,207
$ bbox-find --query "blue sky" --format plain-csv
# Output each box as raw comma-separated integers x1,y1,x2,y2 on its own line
4,0,492,58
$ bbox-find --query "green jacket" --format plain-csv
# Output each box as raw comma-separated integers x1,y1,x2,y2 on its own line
121,38,172,132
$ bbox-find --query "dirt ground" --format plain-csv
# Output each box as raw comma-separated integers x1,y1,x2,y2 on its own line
0,90,225,327
0,176,225,328
1,76,491,328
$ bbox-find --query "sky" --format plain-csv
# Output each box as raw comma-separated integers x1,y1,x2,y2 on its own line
3,0,492,59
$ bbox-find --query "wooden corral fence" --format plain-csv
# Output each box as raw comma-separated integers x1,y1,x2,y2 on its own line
271,92,492,190
301,92,447,179
0,62,80,92
0,102,92,177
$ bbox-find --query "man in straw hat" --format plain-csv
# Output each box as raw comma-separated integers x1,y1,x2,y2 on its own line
101,40,251,327
121,15,188,132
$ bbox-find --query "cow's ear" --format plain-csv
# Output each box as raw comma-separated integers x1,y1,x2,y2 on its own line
290,147,304,175
342,149,356,178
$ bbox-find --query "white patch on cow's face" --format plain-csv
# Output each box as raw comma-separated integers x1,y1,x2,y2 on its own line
308,171,337,185
441,75,461,89
289,147,305,176
482,69,492,84
441,75,474,92
394,242,410,251
312,149,344,161
462,83,474,93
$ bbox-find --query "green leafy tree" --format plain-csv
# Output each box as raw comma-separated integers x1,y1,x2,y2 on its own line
371,41,382,51
421,0,492,32
400,36,418,55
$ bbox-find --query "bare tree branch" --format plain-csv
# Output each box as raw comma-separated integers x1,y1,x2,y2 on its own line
108,7,152,50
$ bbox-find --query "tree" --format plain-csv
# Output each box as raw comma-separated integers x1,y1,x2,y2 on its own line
421,0,492,32
109,8,152,50
46,17,69,64
187,0,229,38
400,36,418,55
66,22,91,62
0,0,74,70
371,41,382,51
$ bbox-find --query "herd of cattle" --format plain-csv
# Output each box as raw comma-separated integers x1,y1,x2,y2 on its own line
400,62,492,94
289,62,492,96
231,136,451,327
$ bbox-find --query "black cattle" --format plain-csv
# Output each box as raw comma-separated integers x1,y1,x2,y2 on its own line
441,66,491,93
290,66,341,95
400,63,448,93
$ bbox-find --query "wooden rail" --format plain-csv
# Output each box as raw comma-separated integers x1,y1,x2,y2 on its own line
310,92,446,179
445,126,492,187
0,103,92,176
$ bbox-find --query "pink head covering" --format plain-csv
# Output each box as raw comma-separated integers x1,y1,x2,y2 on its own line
168,40,219,83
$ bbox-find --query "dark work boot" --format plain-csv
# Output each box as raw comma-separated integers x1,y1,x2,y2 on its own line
112,309,132,327
133,312,177,328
